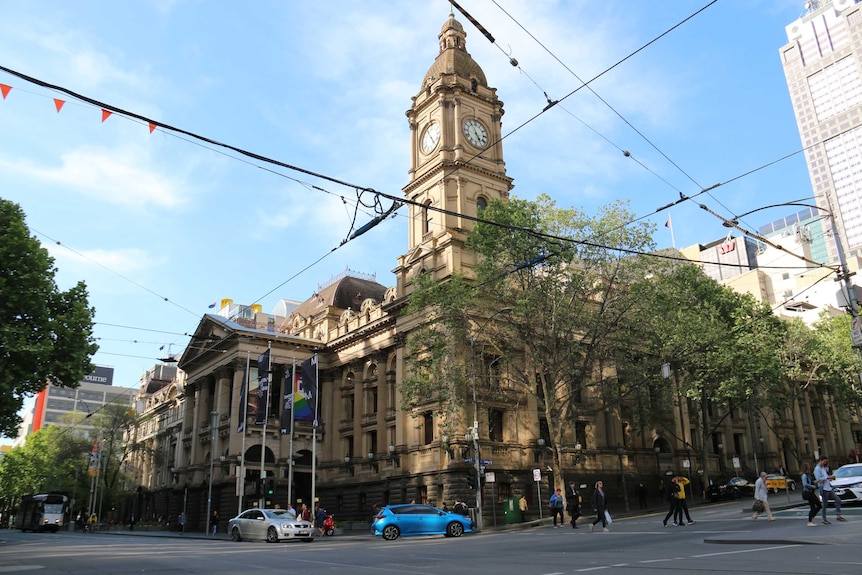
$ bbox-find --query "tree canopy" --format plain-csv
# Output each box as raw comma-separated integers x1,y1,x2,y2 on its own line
0,199,97,437
405,195,661,488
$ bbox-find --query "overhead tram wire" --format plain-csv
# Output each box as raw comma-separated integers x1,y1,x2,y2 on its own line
0,64,718,270
458,0,828,265
444,1,740,239
489,0,718,193
0,63,817,292
453,0,822,254
452,0,685,196
0,64,381,201
31,227,202,319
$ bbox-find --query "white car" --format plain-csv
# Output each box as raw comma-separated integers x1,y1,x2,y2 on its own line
830,462,862,505
228,508,315,543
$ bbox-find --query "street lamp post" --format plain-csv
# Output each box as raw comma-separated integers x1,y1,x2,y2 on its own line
206,410,217,536
469,307,512,532
717,443,724,474
759,437,765,472
616,445,630,513
710,198,860,326
654,446,661,477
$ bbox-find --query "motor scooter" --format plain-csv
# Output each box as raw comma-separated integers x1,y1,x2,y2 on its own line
323,513,335,536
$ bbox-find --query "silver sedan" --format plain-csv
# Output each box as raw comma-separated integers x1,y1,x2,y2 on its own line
228,508,315,543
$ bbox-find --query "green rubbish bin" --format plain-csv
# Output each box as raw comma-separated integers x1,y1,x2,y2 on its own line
503,497,520,524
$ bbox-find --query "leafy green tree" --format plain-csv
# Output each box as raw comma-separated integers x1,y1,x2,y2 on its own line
766,313,862,467
0,199,97,437
627,263,787,488
405,195,660,489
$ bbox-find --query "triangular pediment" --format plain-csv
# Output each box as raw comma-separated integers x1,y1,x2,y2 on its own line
406,245,432,265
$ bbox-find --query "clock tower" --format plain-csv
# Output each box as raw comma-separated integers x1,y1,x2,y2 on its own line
394,14,513,295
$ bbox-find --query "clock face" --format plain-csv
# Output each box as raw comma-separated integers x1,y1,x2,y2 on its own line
421,122,441,153
463,119,488,148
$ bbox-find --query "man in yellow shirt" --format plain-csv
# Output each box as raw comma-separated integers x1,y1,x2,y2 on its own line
676,476,695,525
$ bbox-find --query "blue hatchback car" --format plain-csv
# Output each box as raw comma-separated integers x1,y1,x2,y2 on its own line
371,504,474,541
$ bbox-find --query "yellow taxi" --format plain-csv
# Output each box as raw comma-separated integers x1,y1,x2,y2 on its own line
765,474,797,492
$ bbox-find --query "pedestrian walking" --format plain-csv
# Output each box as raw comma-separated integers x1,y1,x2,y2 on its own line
662,477,683,527
518,494,528,523
315,504,326,536
589,481,609,532
752,471,775,521
801,462,822,526
566,481,581,528
129,514,135,531
549,488,565,527
210,510,219,535
814,455,846,523
676,476,695,525
178,512,186,534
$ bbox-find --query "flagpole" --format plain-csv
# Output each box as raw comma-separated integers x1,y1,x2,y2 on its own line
666,214,676,249
287,357,296,509
238,351,249,516
259,342,271,509
310,354,318,515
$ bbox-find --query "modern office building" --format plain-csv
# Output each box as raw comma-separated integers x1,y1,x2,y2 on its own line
781,0,862,260
27,366,137,437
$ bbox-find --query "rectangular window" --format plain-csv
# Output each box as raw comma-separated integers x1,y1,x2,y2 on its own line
575,421,588,449
423,412,434,445
488,409,504,442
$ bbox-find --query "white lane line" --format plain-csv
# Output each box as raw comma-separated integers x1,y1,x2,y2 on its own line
690,544,802,558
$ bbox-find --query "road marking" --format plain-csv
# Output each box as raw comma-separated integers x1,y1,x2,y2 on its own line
690,545,802,558
0,568,45,573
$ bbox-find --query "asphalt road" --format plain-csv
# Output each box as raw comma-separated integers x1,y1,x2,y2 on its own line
2,501,860,575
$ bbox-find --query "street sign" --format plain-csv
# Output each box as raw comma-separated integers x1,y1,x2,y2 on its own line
463,458,475,463
533,468,542,482
732,457,741,469
485,471,496,483
480,459,492,465
683,459,690,468
852,316,862,347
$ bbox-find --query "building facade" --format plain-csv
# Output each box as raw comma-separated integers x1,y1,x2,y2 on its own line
129,14,862,532
781,0,862,259
24,366,137,439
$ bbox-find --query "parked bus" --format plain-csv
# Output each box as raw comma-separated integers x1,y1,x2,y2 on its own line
16,493,69,532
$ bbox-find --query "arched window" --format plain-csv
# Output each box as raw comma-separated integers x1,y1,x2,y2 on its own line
423,412,434,444
422,200,433,235
476,196,488,215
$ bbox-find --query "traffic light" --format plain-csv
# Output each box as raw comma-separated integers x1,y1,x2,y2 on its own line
265,478,275,496
466,469,478,490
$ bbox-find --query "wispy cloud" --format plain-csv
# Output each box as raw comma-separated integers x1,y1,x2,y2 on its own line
0,146,186,209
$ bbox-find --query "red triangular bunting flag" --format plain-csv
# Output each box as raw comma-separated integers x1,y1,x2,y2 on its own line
101,109,112,123
148,122,156,134
54,99,65,112
0,84,11,99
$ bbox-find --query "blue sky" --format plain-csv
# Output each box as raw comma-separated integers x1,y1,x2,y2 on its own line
0,0,811,438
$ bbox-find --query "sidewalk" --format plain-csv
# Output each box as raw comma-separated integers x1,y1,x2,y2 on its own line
87,496,816,542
